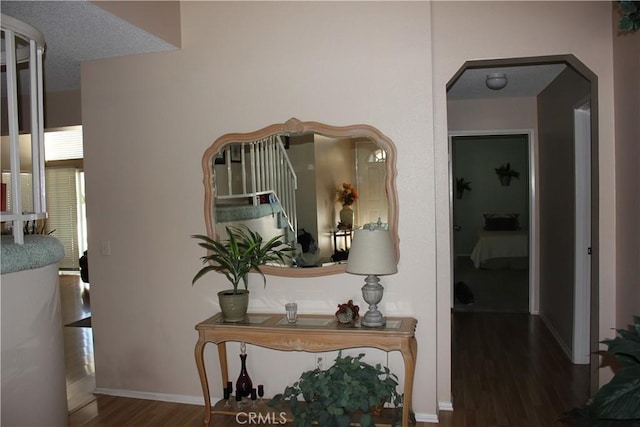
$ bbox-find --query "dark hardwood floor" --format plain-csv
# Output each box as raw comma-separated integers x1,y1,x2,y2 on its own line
437,312,589,426
62,273,589,426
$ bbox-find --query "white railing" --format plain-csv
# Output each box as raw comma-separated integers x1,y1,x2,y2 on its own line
1,14,47,244
216,135,297,235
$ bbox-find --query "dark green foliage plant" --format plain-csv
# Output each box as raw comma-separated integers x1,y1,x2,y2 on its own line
270,352,404,427
562,315,640,426
618,1,640,32
192,225,292,294
456,177,472,199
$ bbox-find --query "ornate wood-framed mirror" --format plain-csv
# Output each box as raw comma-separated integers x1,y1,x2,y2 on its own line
201,118,399,277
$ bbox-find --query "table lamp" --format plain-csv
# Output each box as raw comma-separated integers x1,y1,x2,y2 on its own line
346,222,397,327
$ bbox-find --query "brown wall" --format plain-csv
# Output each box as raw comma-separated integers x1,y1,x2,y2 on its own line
613,24,640,327
45,90,82,128
537,67,590,351
1,89,81,134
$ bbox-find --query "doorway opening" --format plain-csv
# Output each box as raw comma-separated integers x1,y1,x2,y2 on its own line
446,55,599,407
451,133,532,314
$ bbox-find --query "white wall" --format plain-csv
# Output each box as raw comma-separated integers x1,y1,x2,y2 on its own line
80,0,624,419
82,0,438,417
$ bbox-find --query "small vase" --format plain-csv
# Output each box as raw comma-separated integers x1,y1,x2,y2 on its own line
236,353,253,398
339,204,354,228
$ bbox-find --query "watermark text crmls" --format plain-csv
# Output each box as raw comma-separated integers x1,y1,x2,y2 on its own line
235,411,288,424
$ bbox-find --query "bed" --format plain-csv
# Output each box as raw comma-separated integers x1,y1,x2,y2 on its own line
470,230,528,268
469,213,528,269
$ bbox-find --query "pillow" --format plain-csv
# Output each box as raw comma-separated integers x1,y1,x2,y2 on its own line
483,213,519,231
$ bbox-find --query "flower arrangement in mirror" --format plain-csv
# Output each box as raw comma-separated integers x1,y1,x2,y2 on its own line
337,182,359,206
337,183,359,229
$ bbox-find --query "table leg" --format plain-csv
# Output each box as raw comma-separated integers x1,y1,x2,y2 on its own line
194,337,211,426
401,337,418,426
217,342,228,386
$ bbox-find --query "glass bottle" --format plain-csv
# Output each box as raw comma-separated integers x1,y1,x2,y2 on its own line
236,342,253,397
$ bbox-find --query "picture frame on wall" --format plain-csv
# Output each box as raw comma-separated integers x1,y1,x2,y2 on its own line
213,145,242,164
230,145,242,163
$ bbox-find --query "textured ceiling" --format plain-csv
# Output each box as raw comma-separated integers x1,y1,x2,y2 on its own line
448,64,567,100
2,2,564,99
2,0,177,93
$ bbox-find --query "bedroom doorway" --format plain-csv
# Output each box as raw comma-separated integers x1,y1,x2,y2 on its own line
450,133,532,314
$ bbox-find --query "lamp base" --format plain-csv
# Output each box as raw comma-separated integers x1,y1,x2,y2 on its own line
361,275,386,328
361,310,386,328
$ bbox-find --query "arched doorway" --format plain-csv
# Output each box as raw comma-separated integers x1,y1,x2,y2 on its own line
446,55,599,405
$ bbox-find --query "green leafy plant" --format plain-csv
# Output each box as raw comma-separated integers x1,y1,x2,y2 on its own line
456,177,472,199
562,315,640,426
618,1,640,32
192,225,292,294
494,163,520,179
270,352,404,427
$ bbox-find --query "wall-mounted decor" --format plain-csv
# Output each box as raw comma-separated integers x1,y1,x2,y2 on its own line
494,163,520,186
202,118,400,278
456,177,472,199
230,145,243,163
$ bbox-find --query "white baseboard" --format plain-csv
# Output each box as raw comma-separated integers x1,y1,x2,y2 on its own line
438,400,453,411
94,388,206,406
539,314,573,361
415,412,440,423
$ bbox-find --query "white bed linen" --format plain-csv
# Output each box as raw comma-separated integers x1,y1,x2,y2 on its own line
470,230,528,269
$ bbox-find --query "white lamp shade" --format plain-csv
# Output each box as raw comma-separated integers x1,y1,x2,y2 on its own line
346,229,398,276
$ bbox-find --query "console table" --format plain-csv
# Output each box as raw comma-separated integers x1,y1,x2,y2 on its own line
194,312,418,426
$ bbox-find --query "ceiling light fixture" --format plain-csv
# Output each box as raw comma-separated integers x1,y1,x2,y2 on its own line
486,72,508,90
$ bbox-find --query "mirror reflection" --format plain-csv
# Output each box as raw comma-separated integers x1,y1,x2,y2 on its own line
202,118,398,277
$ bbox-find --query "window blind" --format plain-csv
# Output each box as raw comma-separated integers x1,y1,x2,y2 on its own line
44,126,84,161
45,168,79,269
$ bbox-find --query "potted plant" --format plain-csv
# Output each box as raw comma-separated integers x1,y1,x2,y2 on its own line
561,315,640,426
270,352,405,427
192,225,292,322
494,163,520,186
455,177,472,199
617,0,640,32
